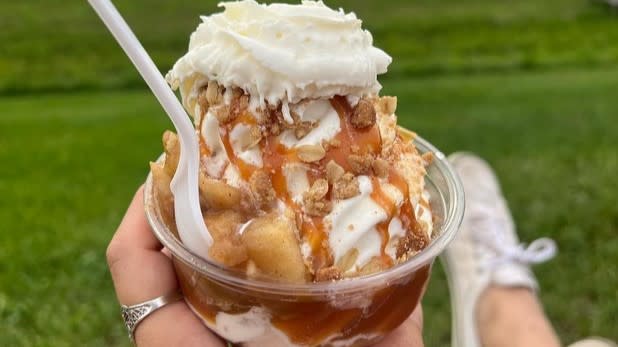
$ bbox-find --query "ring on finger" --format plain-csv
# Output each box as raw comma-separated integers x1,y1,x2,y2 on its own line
121,290,184,341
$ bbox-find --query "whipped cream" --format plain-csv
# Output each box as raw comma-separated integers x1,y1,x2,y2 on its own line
326,176,386,269
279,99,341,149
201,111,230,177
188,303,300,347
325,176,432,271
167,0,391,107
229,123,263,167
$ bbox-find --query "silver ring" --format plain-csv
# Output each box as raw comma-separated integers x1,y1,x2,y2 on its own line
121,291,183,342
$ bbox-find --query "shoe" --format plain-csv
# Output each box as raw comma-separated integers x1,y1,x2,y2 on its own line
441,152,557,347
568,338,618,347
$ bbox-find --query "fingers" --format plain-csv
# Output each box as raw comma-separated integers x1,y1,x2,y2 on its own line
107,186,176,305
107,187,225,347
109,186,162,254
374,304,424,347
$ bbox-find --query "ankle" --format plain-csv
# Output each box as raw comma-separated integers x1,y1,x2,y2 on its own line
477,285,561,347
478,286,535,320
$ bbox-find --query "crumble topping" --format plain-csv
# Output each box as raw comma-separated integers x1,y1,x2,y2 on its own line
347,153,375,175
325,160,345,184
303,179,332,216
249,170,276,208
332,173,360,200
350,99,376,129
297,144,326,163
315,266,342,282
371,158,389,178
152,79,433,283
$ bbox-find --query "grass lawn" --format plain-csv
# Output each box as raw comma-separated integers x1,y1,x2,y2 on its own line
1,0,617,345
1,67,617,346
1,0,618,93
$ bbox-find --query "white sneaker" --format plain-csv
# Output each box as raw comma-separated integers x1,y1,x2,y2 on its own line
442,152,557,347
568,338,618,347
569,337,617,347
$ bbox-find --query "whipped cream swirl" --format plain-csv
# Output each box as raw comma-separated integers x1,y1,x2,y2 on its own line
167,0,392,107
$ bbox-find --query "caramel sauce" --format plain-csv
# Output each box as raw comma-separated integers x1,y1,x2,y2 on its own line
271,264,431,346
262,135,300,178
234,111,258,126
303,218,331,272
258,134,331,271
257,96,386,272
167,94,435,346
387,168,409,198
346,264,430,336
219,129,256,181
197,95,428,273
370,178,398,217
399,201,417,236
218,111,262,180
175,256,430,347
370,174,411,266
167,202,432,347
174,259,219,323
197,115,211,157
375,222,392,266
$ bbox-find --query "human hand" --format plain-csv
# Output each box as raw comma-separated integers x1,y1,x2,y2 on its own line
107,187,424,347
106,186,225,346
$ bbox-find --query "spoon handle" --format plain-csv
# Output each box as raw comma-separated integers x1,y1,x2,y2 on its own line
88,0,213,253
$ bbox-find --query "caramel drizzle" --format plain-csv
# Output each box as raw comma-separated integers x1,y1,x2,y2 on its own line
326,96,381,171
371,180,396,266
197,95,424,273
370,167,415,266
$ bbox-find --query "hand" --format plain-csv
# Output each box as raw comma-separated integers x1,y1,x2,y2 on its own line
107,187,424,347
106,186,225,346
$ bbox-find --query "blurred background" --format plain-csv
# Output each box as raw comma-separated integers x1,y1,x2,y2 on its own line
1,0,616,345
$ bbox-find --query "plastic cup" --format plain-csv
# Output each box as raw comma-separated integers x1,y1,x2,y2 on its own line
144,131,464,347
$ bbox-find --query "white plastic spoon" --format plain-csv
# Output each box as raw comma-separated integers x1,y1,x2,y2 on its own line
88,0,213,255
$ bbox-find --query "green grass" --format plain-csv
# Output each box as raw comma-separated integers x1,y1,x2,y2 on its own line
1,67,617,346
0,91,169,346
1,0,617,94
1,0,617,345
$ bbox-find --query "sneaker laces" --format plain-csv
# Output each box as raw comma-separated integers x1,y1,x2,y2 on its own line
468,204,557,269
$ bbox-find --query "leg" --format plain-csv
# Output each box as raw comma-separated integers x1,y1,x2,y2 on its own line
477,286,561,347
442,153,558,347
444,153,616,347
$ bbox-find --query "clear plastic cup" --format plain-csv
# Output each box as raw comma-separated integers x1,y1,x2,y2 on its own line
144,131,464,347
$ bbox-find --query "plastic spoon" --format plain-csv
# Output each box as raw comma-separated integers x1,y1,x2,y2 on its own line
88,0,213,255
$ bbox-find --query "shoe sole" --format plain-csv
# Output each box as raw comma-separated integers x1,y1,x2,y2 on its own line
440,250,466,347
442,151,474,347
568,338,618,347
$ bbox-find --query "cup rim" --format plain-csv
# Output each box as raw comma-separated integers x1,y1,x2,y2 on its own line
144,133,464,295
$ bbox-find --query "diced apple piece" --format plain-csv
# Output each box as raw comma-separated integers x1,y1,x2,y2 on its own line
204,210,248,267
150,162,175,231
241,214,308,283
162,131,180,177
199,173,242,211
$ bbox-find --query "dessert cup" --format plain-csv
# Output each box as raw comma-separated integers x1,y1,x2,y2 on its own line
144,129,464,347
